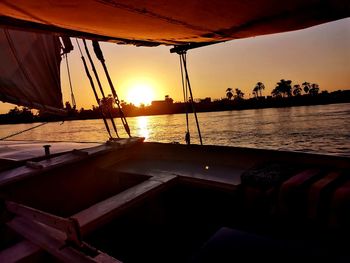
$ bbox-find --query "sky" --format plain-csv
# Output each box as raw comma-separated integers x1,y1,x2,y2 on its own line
0,18,349,113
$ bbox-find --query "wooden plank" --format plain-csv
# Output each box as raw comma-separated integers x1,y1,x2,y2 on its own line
7,216,121,263
0,145,111,187
0,240,42,263
73,178,174,235
149,174,178,183
0,138,145,187
7,217,94,263
0,141,102,161
6,201,81,245
178,176,237,192
95,253,123,263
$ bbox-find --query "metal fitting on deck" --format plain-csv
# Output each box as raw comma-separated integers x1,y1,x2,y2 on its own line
43,145,51,156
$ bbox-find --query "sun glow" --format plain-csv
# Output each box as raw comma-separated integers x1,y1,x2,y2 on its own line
126,83,155,106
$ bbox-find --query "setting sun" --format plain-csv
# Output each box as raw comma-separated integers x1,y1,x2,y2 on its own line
126,83,155,106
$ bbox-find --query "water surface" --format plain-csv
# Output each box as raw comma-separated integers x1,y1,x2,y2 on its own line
1,103,349,157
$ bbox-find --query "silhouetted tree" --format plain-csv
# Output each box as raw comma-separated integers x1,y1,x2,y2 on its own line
65,101,78,116
309,83,320,96
302,82,311,94
292,84,302,96
7,106,34,122
226,88,233,100
234,88,244,100
65,101,72,110
252,86,259,98
20,107,33,120
8,106,20,116
255,82,265,97
274,79,292,97
271,87,282,97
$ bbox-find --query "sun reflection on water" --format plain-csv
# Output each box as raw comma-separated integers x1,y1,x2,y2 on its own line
136,116,149,140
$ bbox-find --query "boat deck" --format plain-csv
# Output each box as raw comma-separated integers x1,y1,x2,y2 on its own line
115,159,243,187
0,140,102,161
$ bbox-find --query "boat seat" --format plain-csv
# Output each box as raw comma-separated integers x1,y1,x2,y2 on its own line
239,162,302,219
278,168,322,218
329,178,350,231
191,227,331,263
307,171,343,222
73,175,177,236
239,166,348,235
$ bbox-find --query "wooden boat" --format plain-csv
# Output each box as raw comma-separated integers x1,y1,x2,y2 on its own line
0,1,350,262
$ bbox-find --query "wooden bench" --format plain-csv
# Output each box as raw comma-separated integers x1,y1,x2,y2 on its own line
73,174,178,236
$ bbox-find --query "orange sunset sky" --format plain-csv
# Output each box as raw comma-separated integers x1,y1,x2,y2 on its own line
0,18,349,112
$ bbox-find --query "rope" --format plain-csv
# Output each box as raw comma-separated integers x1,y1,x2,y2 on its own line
82,39,119,138
75,38,113,139
0,122,48,141
92,41,131,138
178,51,203,145
64,53,76,108
179,54,190,144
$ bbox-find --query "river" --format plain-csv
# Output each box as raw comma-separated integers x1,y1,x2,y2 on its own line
1,103,349,157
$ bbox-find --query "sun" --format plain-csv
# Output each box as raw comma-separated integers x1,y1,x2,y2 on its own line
126,83,155,106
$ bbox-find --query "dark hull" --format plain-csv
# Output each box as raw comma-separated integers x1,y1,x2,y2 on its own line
1,140,350,262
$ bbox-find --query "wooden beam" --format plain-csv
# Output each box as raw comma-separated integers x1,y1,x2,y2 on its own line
7,216,121,263
74,176,177,235
6,201,82,246
0,240,43,263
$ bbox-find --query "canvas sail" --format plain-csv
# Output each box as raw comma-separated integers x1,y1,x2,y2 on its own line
0,28,63,113
0,1,349,46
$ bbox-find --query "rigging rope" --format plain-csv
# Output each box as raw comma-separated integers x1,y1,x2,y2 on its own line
75,38,113,139
92,41,131,138
0,122,48,141
178,51,203,145
64,53,76,109
82,39,119,138
179,54,190,144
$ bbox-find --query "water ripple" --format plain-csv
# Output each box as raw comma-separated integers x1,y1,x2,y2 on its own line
1,103,349,157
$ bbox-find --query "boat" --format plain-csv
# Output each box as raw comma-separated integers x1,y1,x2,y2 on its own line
0,1,350,262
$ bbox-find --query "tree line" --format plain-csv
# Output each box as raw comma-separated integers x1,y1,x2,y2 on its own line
226,79,321,100
1,83,349,124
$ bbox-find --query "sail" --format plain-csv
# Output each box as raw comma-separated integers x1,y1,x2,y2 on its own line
0,1,349,46
0,28,64,113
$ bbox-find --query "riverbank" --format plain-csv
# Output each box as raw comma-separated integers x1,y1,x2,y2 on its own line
1,90,349,124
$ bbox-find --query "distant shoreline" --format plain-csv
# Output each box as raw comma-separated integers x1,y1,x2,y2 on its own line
1,90,350,125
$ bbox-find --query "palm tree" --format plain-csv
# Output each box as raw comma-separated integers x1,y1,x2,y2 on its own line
235,88,244,100
292,84,302,96
226,88,233,100
302,82,310,94
271,87,282,97
309,83,319,96
255,82,265,97
275,79,292,97
252,86,259,98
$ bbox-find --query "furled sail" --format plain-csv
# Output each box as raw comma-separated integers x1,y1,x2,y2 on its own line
0,1,349,46
0,28,64,114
